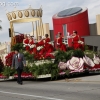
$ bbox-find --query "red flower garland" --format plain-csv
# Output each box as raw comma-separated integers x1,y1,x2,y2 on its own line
5,52,15,66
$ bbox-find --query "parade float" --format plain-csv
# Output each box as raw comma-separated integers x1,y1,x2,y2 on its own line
0,6,100,80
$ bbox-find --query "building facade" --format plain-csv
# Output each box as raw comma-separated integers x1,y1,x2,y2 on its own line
52,7,90,46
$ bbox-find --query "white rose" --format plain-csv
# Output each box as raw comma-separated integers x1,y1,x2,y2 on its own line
67,57,84,71
83,55,95,67
30,44,35,48
58,62,67,70
93,54,100,64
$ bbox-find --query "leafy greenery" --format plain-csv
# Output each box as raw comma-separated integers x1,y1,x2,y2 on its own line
84,44,89,50
67,47,74,51
29,62,53,78
2,67,16,77
72,49,85,58
2,42,100,80
23,66,30,73
11,43,25,51
54,50,72,64
23,51,35,63
54,49,84,64
51,63,59,79
84,50,96,59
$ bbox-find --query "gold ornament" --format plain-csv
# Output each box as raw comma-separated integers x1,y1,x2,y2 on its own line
7,14,12,21
18,11,23,18
31,10,35,17
12,12,16,19
24,10,29,17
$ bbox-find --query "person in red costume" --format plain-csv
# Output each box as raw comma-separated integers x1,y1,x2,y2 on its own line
44,34,54,54
70,31,84,50
28,36,37,54
36,36,45,59
23,34,30,52
57,32,67,51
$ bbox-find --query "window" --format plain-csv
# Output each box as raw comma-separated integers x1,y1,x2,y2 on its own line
63,24,68,45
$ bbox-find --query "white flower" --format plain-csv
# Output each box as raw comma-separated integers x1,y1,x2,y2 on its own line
63,42,67,45
48,42,54,46
83,55,95,67
30,44,35,48
23,44,28,47
37,46,43,51
42,36,45,39
78,40,84,44
23,45,26,47
58,62,67,70
93,54,100,65
67,57,84,71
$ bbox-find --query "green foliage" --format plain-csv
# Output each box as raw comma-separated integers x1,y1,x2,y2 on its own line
54,50,73,64
23,51,35,63
84,44,89,50
23,66,30,73
84,50,96,59
72,49,84,58
65,70,70,76
29,61,59,79
2,67,16,77
67,47,74,51
29,62,53,78
51,63,59,79
11,43,25,51
54,49,84,72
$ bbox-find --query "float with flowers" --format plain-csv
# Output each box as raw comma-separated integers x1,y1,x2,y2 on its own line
0,33,100,80
2,6,99,80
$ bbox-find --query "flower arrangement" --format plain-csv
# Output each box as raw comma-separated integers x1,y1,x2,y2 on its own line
14,72,33,79
48,42,54,46
37,46,43,51
30,44,36,48
0,58,4,73
58,62,67,70
67,57,84,72
1,40,100,80
93,54,100,65
2,66,16,78
5,52,15,66
78,40,84,44
15,34,24,43
83,55,95,67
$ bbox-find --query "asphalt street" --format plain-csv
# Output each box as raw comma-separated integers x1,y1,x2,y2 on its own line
0,74,100,100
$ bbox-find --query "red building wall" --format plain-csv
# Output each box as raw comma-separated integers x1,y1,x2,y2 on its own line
52,9,90,46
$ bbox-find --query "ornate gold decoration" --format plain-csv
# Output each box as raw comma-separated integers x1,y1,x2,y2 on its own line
40,9,42,17
37,10,40,17
6,6,44,47
24,10,29,17
7,14,12,21
12,12,16,19
18,11,23,18
31,10,35,17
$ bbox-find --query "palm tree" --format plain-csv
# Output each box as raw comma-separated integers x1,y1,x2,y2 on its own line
0,20,2,30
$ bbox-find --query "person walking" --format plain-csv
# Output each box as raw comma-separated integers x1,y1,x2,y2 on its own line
12,49,26,85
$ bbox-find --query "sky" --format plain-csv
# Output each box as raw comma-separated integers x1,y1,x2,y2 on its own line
0,0,100,42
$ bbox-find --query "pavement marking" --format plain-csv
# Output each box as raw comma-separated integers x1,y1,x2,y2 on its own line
0,90,64,100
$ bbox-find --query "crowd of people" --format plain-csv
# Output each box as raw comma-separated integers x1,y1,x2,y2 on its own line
23,34,54,59
22,31,84,59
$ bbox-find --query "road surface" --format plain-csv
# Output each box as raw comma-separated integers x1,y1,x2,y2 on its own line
0,74,100,100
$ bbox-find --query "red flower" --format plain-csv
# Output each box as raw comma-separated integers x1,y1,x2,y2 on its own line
5,52,15,67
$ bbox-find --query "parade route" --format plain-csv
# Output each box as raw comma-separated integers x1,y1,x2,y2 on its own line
0,74,100,100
